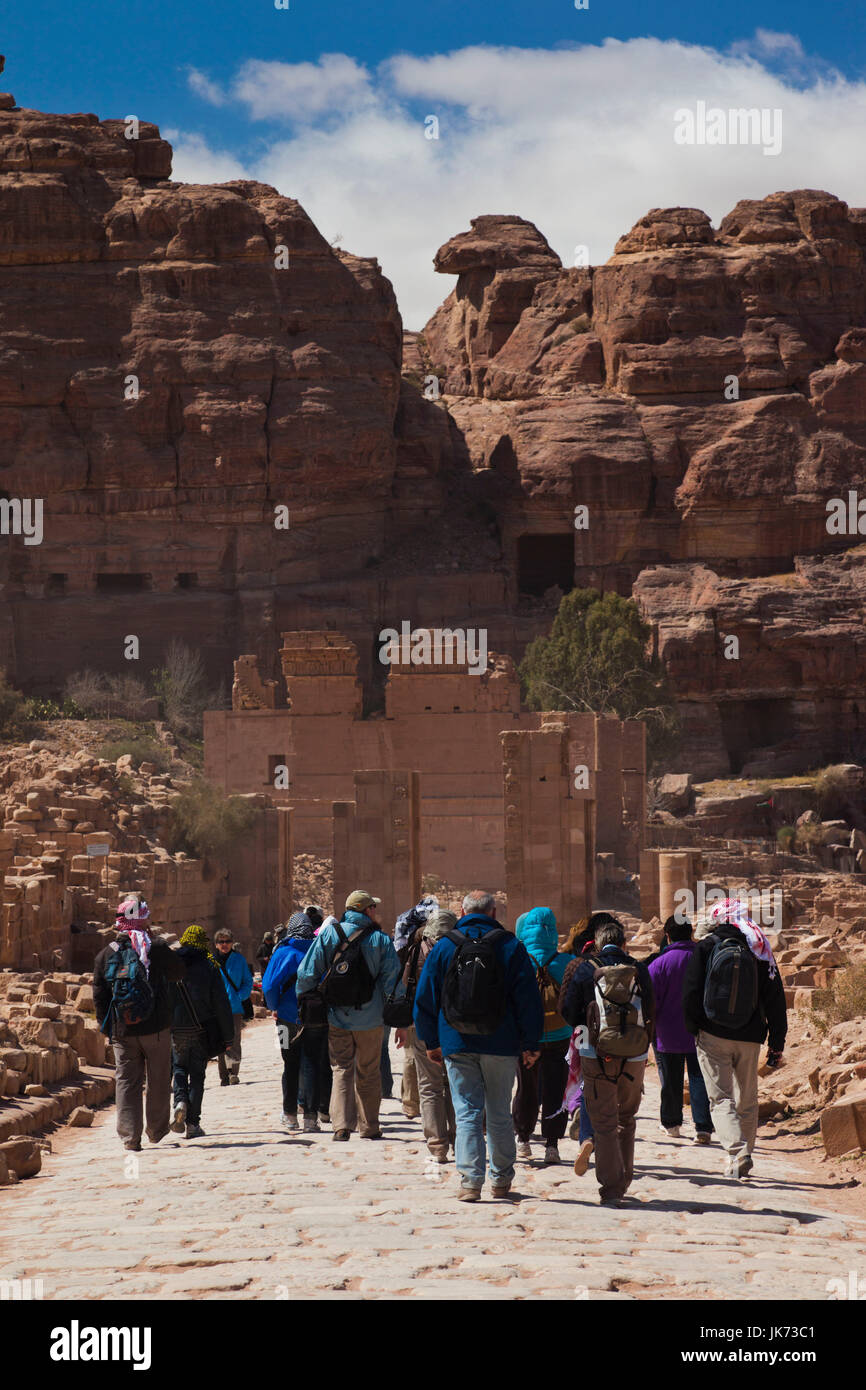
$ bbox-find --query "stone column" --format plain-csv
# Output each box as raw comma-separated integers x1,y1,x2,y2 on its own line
658,850,698,924
332,771,420,934
277,806,293,924
502,724,593,934
639,848,661,922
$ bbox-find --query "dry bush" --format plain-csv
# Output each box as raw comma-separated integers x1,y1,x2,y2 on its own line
811,964,866,1035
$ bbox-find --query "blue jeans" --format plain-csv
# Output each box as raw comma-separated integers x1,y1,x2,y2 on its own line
657,1050,713,1133
445,1052,518,1190
578,1092,594,1142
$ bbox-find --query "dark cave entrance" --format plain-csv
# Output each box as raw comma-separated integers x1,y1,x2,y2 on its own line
517,534,574,597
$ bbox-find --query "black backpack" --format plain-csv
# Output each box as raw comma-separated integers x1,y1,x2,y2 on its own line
703,933,759,1030
442,927,509,1034
321,922,376,1009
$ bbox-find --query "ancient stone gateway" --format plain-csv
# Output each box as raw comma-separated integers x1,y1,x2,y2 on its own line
204,632,646,922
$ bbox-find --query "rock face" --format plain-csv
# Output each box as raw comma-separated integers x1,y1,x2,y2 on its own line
418,200,866,770
3,91,866,771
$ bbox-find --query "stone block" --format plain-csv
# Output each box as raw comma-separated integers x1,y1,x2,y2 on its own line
820,1090,866,1156
68,1105,94,1127
0,1137,42,1177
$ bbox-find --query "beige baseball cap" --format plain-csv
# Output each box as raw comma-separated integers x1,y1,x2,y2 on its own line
345,890,381,912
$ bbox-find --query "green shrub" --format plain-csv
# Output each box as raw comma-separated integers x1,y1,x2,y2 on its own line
25,695,85,721
776,824,796,851
811,964,866,1035
0,669,30,740
519,588,678,770
96,736,170,771
162,779,259,861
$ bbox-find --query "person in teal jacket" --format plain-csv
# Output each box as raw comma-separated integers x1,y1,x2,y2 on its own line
213,928,254,1086
512,907,571,1165
296,891,402,1141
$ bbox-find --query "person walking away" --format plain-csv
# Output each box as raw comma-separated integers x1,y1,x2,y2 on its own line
213,929,253,1085
414,890,543,1202
263,911,329,1132
560,918,654,1206
256,931,276,975
169,925,234,1138
394,909,458,1162
557,912,618,1176
393,896,437,1117
683,898,786,1179
296,890,402,1141
648,915,713,1143
513,907,571,1165
94,893,186,1152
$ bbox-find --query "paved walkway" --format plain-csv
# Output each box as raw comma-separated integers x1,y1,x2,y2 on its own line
2,1022,864,1300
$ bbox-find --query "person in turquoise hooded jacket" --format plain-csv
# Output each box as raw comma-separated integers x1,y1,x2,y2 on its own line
512,907,571,1165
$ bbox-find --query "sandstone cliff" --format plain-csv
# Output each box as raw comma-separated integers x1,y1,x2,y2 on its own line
3,85,866,775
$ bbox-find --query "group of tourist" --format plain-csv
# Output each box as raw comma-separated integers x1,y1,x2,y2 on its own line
93,883,787,1205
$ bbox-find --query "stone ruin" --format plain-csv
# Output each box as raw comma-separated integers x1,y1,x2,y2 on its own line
204,631,648,930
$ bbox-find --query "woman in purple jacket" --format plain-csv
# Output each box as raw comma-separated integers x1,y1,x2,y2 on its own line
648,917,713,1144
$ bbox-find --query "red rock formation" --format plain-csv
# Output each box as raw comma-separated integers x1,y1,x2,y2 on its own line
3,86,866,774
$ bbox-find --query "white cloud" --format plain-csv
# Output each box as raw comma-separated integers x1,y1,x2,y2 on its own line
230,54,374,121
164,130,247,184
186,67,228,107
175,35,866,328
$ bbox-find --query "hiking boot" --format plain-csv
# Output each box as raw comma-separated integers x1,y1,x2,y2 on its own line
694,1131,712,1146
361,1131,383,1140
458,1186,481,1202
573,1139,594,1176
281,1112,299,1132
123,1140,142,1152
170,1101,187,1134
333,1129,350,1142
303,1114,321,1133
220,1077,230,1087
491,1184,512,1198
599,1196,623,1207
516,1140,532,1160
228,1074,240,1086
146,1129,167,1145
662,1125,681,1138
318,1112,330,1126
543,1144,560,1166
738,1154,754,1178
185,1123,204,1139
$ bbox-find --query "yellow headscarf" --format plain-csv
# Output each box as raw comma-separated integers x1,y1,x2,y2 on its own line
181,923,219,969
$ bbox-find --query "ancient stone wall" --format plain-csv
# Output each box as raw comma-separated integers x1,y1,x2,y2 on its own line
206,632,644,900
502,718,596,930
332,772,420,933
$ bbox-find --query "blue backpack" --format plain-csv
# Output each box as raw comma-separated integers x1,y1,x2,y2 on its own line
101,943,155,1034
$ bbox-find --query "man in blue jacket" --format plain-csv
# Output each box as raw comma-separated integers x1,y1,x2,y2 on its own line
414,890,543,1202
297,890,402,1141
213,928,253,1086
263,912,329,1133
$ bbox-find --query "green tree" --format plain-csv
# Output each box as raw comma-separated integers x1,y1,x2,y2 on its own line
519,588,678,767
163,779,259,862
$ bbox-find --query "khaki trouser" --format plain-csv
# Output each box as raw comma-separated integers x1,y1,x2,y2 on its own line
217,1013,244,1081
401,1030,420,1116
412,1029,455,1158
696,1031,760,1162
328,1025,383,1137
113,1031,173,1146
582,1056,647,1202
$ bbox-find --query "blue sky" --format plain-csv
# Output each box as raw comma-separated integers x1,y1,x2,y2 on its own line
4,3,866,324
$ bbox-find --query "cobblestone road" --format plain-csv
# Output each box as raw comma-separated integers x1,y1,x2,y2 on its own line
2,1022,864,1300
